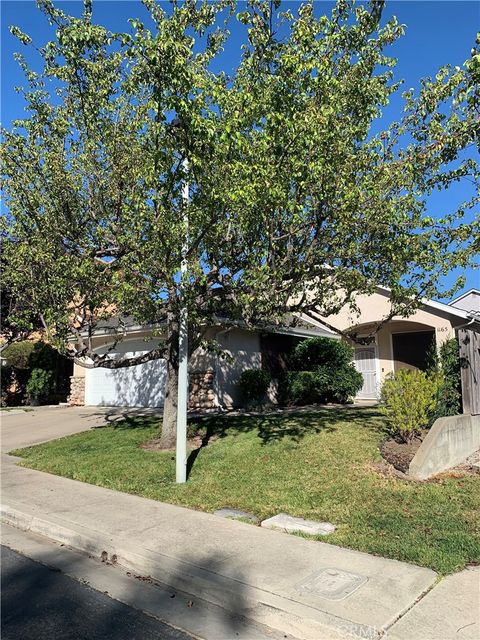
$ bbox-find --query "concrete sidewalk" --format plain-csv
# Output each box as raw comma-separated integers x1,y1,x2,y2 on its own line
2,406,479,640
1,452,443,640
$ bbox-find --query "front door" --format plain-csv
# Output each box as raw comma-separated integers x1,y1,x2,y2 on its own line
354,347,378,399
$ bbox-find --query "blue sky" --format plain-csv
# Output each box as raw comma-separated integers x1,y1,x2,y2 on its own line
1,0,479,300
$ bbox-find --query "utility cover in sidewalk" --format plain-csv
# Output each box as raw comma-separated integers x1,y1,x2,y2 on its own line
214,508,259,523
261,513,335,535
296,568,368,601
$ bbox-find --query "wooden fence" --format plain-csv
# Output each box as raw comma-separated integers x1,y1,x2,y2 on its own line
458,328,480,416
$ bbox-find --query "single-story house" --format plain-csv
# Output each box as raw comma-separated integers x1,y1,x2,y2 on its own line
69,318,339,409
70,287,480,409
304,287,480,400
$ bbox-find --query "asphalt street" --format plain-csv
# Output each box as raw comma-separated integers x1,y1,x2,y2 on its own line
1,545,195,640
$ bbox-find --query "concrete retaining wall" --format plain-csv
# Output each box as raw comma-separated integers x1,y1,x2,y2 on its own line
408,414,480,480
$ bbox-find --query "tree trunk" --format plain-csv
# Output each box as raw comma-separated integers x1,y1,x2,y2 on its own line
160,359,178,448
159,320,179,449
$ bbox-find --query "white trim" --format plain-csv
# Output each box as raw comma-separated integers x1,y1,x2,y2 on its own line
270,324,340,339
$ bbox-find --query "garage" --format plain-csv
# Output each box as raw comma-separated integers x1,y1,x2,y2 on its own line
84,340,167,407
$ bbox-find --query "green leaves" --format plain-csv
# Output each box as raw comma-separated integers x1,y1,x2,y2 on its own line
2,0,478,365
9,26,32,45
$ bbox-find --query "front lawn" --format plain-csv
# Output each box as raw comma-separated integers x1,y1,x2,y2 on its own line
11,407,480,575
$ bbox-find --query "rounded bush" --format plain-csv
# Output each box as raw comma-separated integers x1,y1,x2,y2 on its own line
291,337,355,371
239,369,271,404
283,337,363,405
2,341,35,369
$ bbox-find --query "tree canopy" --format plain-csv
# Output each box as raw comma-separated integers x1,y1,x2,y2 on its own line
2,0,479,441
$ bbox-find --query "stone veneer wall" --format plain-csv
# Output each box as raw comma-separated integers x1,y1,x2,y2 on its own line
69,376,85,406
189,369,216,410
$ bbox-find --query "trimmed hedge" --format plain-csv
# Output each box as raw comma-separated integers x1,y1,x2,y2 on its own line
282,337,363,405
239,369,272,404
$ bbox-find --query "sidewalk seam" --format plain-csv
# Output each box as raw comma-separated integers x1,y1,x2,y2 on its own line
382,575,443,634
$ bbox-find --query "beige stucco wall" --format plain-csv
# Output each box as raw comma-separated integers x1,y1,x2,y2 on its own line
322,290,457,335
72,325,261,408
318,290,462,389
215,328,262,407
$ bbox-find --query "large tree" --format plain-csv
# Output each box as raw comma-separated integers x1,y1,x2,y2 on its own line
2,0,478,446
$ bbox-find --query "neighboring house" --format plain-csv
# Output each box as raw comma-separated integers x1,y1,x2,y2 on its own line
69,318,338,409
305,286,480,400
449,288,480,314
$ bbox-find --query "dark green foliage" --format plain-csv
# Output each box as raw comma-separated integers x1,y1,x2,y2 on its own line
29,342,58,371
429,338,462,420
1,340,64,405
286,371,319,405
239,369,272,403
283,338,363,405
2,341,35,369
291,338,356,371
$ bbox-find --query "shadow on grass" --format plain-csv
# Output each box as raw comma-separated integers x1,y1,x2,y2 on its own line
195,406,382,441
185,407,383,478
91,409,160,430
89,405,385,477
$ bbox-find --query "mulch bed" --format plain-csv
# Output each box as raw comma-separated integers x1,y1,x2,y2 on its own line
380,435,424,473
379,433,480,481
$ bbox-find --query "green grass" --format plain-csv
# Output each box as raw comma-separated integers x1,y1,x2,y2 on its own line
11,407,480,575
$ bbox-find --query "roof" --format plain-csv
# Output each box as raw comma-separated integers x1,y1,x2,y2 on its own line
375,286,480,326
449,288,480,305
77,314,339,341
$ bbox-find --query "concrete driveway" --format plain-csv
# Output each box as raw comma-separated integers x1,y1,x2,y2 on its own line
0,406,162,453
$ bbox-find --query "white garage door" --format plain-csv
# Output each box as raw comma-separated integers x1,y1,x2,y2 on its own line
85,349,167,408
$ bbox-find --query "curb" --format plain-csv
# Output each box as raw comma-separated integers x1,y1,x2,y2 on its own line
1,503,379,640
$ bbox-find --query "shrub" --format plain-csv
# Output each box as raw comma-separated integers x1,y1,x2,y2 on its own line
428,338,462,419
26,368,54,402
1,365,14,406
29,342,59,371
329,366,365,403
2,341,35,369
291,337,355,371
239,369,271,404
1,341,61,405
381,369,443,443
283,337,363,405
286,371,320,405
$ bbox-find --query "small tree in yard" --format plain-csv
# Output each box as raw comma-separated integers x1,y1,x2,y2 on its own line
2,0,479,447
